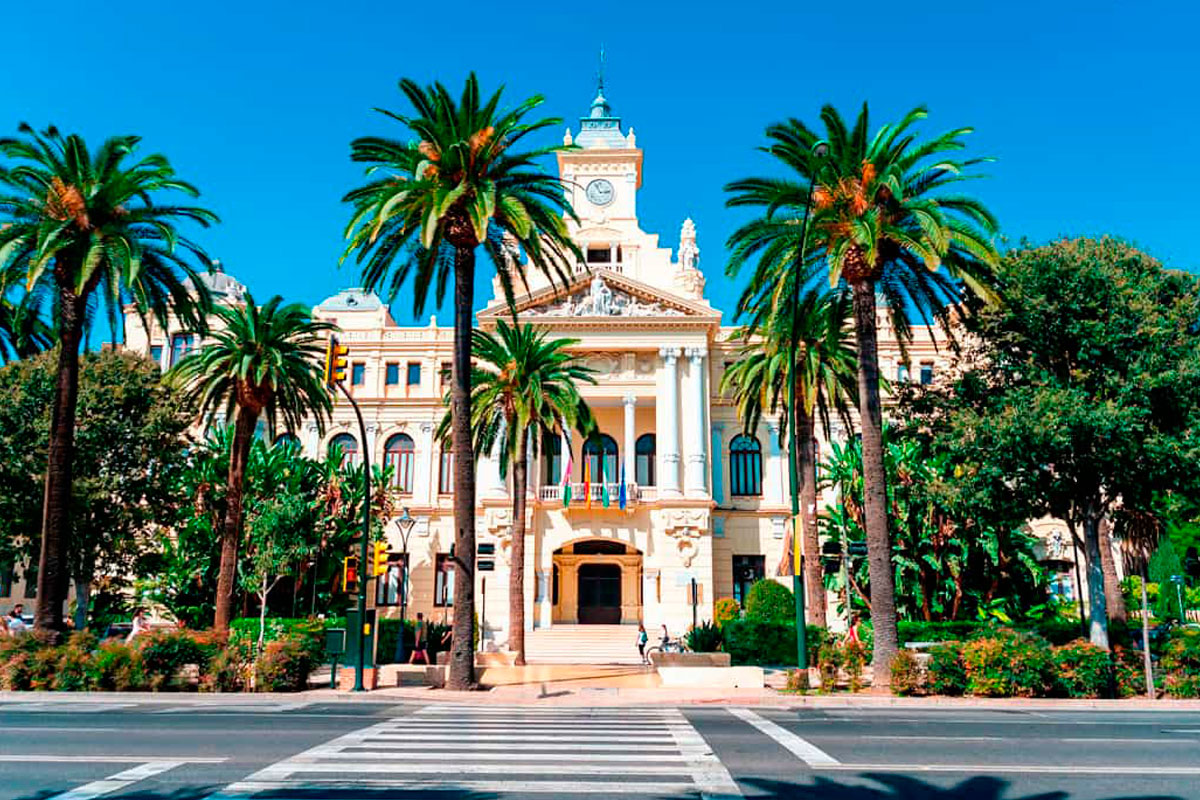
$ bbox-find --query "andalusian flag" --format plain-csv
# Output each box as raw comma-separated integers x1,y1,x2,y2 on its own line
561,449,573,507
583,458,592,509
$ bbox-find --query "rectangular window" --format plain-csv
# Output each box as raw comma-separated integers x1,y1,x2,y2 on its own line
897,363,910,383
439,449,454,494
732,555,766,606
406,362,421,386
587,247,610,264
351,362,366,386
440,361,452,388
169,333,193,366
149,345,164,368
434,554,455,607
385,363,400,385
375,554,406,606
919,362,934,385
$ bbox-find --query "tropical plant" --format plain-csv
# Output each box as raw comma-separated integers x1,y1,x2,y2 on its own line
172,294,332,631
441,320,594,664
726,106,1000,685
0,125,216,630
719,288,856,624
342,74,580,689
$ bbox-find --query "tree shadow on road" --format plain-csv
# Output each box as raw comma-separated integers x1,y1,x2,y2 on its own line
731,774,1183,800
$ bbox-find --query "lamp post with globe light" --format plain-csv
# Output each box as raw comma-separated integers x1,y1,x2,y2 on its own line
392,508,416,663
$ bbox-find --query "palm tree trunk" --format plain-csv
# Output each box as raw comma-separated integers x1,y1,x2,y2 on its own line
448,245,477,690
510,428,529,665
798,410,825,626
850,279,899,689
213,405,259,632
35,294,86,633
1098,516,1126,624
1082,500,1111,650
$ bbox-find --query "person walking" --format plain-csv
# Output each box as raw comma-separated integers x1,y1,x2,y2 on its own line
409,612,430,665
636,623,649,664
659,623,670,650
126,608,149,643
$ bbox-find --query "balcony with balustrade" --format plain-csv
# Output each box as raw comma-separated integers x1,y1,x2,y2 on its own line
537,482,656,509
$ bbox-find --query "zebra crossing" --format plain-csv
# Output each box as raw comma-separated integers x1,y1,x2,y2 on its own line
210,704,742,797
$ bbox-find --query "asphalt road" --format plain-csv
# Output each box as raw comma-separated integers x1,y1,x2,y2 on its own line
1,699,1198,800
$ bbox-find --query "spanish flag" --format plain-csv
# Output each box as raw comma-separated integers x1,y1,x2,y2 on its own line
583,458,592,509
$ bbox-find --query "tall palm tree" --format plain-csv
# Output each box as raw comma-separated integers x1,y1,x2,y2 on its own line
455,320,595,664
342,74,579,689
0,125,216,631
720,288,857,624
726,105,999,685
173,293,333,631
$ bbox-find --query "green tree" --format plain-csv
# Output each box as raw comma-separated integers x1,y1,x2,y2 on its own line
906,238,1200,648
725,105,1000,682
0,125,216,631
0,349,193,628
720,288,857,625
451,320,595,664
1149,539,1187,622
172,294,333,632
342,74,579,689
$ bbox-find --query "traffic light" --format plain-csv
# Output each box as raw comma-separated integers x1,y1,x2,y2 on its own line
325,335,349,386
371,541,389,577
342,556,358,594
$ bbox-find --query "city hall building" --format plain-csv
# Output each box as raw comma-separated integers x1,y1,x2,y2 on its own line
116,86,1086,659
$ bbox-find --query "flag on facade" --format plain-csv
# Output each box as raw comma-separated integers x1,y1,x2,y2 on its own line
583,458,592,509
618,464,627,510
561,450,572,507
601,456,610,508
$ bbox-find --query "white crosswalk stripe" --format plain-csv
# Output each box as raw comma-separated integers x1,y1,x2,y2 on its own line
208,704,742,798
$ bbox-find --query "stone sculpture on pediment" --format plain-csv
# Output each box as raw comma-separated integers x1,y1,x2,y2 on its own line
523,274,687,319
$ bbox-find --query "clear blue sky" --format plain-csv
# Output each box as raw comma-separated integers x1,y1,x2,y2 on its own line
3,0,1195,328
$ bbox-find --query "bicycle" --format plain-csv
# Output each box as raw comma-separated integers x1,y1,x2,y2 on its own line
644,636,691,661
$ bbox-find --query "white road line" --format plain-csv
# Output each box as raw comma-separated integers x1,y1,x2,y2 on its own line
371,725,671,733
299,748,691,762
1163,729,1200,733
217,779,697,794
816,763,1200,775
44,761,182,800
261,762,699,776
0,703,135,714
662,708,743,799
334,740,682,751
729,708,840,766
364,733,676,743
0,727,124,733
0,755,226,763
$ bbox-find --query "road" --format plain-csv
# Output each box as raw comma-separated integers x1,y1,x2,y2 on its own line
1,699,1198,799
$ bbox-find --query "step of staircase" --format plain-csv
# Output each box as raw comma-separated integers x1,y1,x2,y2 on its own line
525,624,645,665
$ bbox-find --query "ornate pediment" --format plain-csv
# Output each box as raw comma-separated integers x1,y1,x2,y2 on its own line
523,273,687,319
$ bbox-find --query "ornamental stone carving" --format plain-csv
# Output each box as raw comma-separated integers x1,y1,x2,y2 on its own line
524,275,686,318
654,508,710,567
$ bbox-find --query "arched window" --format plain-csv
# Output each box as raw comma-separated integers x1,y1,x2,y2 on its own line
542,435,562,484
384,433,415,492
635,434,656,486
730,434,763,497
274,432,301,451
328,433,359,466
582,433,618,483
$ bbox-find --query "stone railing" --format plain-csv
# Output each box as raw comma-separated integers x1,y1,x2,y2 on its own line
537,482,644,506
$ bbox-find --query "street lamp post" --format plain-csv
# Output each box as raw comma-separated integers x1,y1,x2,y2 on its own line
787,141,828,671
392,508,416,663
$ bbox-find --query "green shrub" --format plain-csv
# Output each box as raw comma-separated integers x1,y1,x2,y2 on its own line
87,641,147,691
138,630,217,690
253,635,315,692
896,621,985,643
841,640,866,692
961,629,1053,698
1112,646,1149,698
1051,639,1112,698
890,649,923,696
744,580,794,624
1160,627,1200,698
685,621,723,653
229,617,341,663
1164,672,1200,698
722,620,827,666
926,641,967,696
817,643,841,692
0,652,33,691
200,648,247,693
785,668,809,692
53,633,99,692
714,598,740,627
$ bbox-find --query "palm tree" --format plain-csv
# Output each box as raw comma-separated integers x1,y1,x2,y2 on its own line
720,288,857,624
455,320,595,664
0,125,216,631
726,105,999,685
173,293,333,631
342,74,579,689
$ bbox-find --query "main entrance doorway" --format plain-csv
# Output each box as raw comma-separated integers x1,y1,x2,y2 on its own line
577,563,622,624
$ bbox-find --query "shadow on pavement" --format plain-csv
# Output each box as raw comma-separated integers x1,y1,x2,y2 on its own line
731,774,1183,800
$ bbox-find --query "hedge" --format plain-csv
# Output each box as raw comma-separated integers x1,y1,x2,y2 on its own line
723,620,829,667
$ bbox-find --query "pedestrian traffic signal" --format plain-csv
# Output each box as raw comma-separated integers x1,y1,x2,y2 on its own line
371,541,389,577
325,335,349,386
342,556,358,594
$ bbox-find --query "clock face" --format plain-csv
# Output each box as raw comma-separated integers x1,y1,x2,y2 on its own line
585,179,615,206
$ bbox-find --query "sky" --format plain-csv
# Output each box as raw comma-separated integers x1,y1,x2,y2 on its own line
3,0,1197,331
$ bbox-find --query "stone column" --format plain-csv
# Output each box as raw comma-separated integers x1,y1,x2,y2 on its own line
657,347,682,496
414,423,434,504
710,421,725,505
764,420,785,504
623,394,636,489
477,421,508,499
684,348,708,496
304,421,320,460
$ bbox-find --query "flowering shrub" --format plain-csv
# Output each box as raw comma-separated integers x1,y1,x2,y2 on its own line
1160,628,1200,698
253,635,315,692
715,598,740,627
1111,646,1149,698
817,642,841,692
890,649,923,696
1051,639,1112,698
841,640,867,692
137,629,218,690
925,641,967,696
87,641,148,691
961,629,1054,697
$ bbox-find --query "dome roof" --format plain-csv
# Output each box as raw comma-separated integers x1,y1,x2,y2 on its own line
316,288,383,312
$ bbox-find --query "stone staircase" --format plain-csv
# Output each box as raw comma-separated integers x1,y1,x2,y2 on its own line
524,624,644,665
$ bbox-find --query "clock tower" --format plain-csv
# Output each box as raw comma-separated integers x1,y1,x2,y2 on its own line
557,80,643,226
